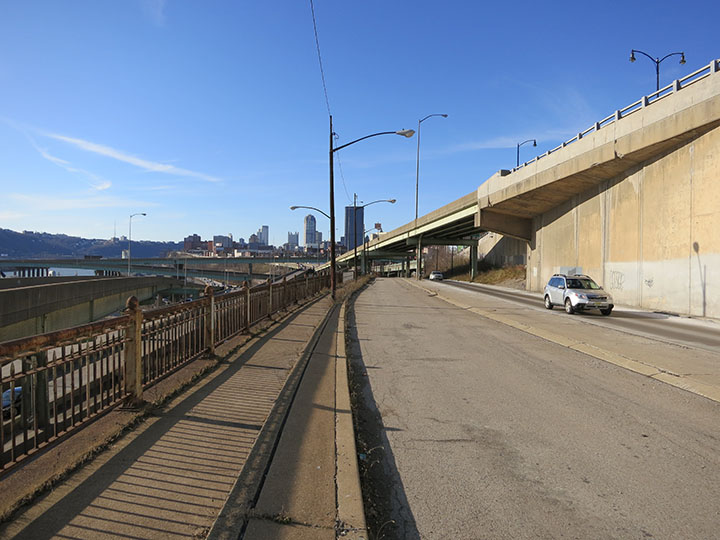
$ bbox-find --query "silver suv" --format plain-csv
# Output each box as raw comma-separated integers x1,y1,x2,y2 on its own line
543,274,614,315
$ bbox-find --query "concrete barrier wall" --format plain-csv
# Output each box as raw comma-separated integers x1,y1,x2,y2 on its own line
0,277,179,342
527,124,720,318
478,235,527,267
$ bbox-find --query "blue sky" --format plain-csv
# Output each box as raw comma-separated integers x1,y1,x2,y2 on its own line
1,1,718,245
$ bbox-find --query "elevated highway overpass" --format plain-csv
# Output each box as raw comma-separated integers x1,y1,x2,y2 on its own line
0,255,323,284
338,58,720,318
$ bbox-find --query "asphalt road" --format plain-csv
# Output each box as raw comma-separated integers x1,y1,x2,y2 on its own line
351,278,720,539
444,280,720,352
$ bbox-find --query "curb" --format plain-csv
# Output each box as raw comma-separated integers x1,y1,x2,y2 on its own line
406,279,720,405
207,297,338,540
335,301,367,539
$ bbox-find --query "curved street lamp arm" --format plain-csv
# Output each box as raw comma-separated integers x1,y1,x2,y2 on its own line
360,198,396,209
289,205,330,220
658,51,685,64
631,49,656,63
333,131,397,152
419,113,448,124
517,139,536,147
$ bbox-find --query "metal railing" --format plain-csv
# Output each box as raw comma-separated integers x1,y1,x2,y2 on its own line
513,58,720,172
0,272,330,473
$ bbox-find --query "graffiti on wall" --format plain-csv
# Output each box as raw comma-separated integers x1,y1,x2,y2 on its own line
609,270,625,290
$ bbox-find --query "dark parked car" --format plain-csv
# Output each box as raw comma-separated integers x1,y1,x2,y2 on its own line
2,387,23,420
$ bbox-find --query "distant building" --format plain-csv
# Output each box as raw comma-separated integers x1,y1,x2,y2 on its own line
304,215,317,247
183,234,203,251
255,225,269,246
213,235,232,255
287,231,299,250
344,206,364,250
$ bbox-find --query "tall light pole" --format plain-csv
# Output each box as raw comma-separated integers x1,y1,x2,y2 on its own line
128,212,146,277
362,223,382,275
329,115,414,299
630,49,686,92
352,195,395,279
415,113,448,227
516,139,537,168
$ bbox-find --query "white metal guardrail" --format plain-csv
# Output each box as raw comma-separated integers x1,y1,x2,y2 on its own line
513,59,720,172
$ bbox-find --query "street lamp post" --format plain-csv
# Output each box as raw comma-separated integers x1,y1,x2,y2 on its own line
329,115,414,299
352,195,395,279
415,113,448,227
630,49,686,92
290,205,330,275
516,139,537,168
128,212,146,277
362,224,382,275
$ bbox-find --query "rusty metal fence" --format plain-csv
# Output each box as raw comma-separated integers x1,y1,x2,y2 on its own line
0,273,330,473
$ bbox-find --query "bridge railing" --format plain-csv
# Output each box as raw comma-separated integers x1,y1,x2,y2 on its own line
513,58,720,172
0,272,330,474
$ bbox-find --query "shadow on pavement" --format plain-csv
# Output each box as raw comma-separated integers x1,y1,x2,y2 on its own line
6,300,324,540
346,283,420,540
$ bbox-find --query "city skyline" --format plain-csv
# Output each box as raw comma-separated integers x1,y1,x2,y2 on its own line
1,2,717,243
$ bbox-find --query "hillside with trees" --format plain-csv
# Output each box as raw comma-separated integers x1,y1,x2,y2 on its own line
0,229,180,259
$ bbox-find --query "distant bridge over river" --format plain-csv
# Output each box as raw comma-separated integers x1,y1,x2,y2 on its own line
0,255,326,284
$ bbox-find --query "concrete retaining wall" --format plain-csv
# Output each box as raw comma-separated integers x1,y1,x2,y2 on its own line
527,124,720,318
478,235,527,267
0,277,179,342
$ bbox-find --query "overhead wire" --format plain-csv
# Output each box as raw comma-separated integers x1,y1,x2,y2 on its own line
309,0,352,205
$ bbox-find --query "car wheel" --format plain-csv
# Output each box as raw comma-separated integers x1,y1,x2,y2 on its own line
564,298,575,314
600,307,613,316
544,295,553,310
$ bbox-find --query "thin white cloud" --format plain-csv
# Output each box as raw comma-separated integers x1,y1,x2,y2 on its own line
92,181,113,191
8,193,157,212
44,132,221,183
442,128,578,155
142,0,167,26
0,211,29,220
15,124,113,191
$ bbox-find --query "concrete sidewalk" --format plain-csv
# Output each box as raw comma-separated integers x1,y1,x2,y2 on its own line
0,293,366,539
209,302,365,539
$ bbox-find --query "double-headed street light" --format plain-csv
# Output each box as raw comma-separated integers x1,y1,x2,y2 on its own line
516,139,537,168
415,113,448,227
352,195,396,279
630,49,686,92
329,116,414,299
128,212,146,277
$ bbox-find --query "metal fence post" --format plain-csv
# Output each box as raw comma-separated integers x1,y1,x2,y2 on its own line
35,351,50,434
124,296,143,404
204,285,215,355
244,282,251,331
268,278,273,315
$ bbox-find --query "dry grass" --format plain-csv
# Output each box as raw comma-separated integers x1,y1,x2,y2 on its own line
454,264,526,289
